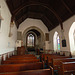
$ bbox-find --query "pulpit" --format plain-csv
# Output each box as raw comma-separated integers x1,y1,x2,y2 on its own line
17,46,25,55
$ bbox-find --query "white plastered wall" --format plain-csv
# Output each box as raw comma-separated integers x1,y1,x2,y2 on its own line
49,25,61,50
49,15,75,52
63,15,75,51
0,0,17,54
18,18,48,34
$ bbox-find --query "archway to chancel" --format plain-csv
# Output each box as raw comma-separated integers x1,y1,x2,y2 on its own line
22,26,45,54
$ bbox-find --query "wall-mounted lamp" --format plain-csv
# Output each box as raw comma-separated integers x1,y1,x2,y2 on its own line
8,30,13,37
0,6,4,33
10,21,14,27
0,6,3,20
8,19,14,37
0,15,3,20
8,22,14,37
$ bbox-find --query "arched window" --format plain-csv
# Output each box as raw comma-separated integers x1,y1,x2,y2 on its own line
57,35,60,50
53,31,60,51
73,30,75,45
27,34,35,47
69,22,75,55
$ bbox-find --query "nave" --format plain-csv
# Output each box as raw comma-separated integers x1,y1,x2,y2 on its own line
0,0,75,75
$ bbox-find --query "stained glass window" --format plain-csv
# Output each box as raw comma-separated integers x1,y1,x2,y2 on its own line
27,34,34,47
57,36,60,50
53,31,60,51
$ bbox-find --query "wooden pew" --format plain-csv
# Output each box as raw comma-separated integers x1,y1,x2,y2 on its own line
11,54,35,58
40,54,53,61
52,58,75,70
40,53,44,61
40,54,58,62
2,59,40,64
0,67,53,75
6,57,37,60
47,56,71,66
0,62,44,73
44,54,60,62
43,53,71,63
58,62,75,75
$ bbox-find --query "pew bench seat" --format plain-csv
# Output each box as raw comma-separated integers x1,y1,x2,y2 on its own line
0,62,44,73
2,59,40,64
0,68,53,75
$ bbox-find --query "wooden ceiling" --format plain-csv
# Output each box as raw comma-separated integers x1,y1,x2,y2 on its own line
28,29,40,36
6,0,75,31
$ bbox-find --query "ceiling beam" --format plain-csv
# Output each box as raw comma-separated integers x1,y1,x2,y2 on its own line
61,0,73,14
16,11,54,27
16,12,41,22
42,15,54,27
41,16,53,31
16,11,54,31
11,2,62,26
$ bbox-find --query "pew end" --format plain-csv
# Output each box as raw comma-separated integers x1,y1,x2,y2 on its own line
58,62,75,75
49,66,54,75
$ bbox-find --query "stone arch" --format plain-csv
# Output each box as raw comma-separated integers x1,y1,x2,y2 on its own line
22,26,45,49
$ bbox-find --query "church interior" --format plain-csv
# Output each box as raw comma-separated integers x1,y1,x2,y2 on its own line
0,0,75,75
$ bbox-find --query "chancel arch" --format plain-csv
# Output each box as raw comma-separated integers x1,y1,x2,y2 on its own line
22,26,45,51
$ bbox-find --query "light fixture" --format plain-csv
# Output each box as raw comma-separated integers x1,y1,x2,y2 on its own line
8,31,13,37
8,26,13,37
0,6,4,33
0,15,3,20
8,21,14,37
10,21,14,27
0,6,3,20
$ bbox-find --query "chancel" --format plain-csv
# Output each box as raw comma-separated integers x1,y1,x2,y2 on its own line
0,0,75,75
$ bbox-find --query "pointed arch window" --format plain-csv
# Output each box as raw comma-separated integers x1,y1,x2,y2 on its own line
53,31,60,51
27,34,34,47
73,30,75,45
57,35,60,50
